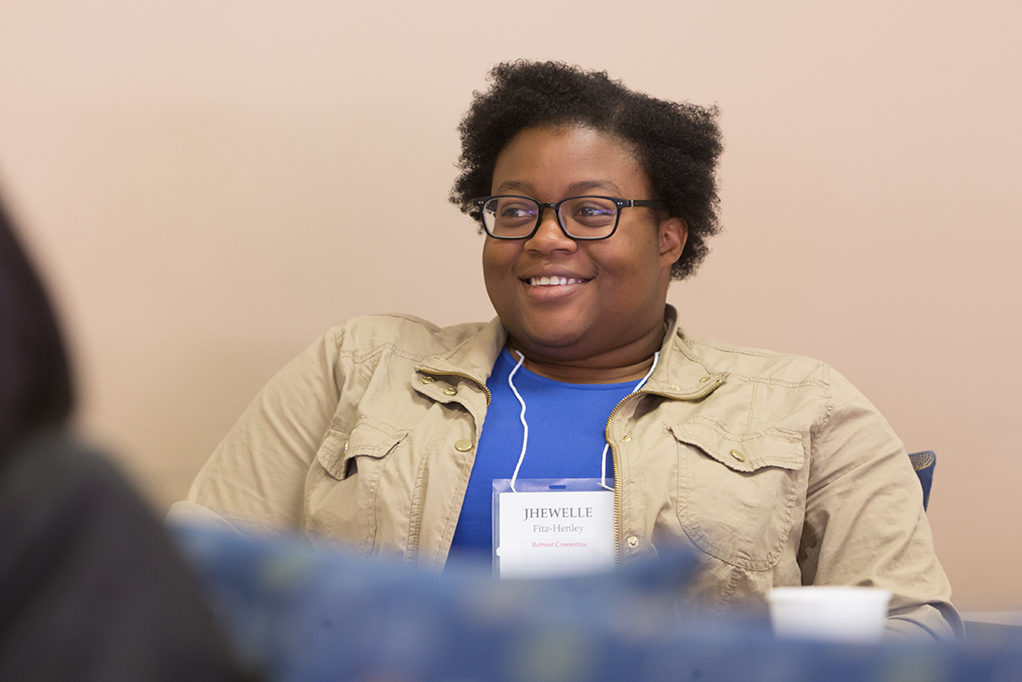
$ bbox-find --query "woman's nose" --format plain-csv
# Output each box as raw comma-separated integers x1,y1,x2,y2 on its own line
525,207,577,253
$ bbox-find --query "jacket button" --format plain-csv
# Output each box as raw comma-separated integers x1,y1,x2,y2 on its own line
729,449,746,462
622,434,632,442
669,384,680,391
699,376,711,383
454,439,473,452
419,376,435,384
626,536,639,549
443,386,458,396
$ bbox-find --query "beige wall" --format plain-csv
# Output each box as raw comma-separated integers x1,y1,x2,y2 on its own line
1,1,1018,610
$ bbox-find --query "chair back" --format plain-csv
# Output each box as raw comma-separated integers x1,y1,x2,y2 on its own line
909,450,936,510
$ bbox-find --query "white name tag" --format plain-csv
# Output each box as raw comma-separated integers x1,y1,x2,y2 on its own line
493,478,615,579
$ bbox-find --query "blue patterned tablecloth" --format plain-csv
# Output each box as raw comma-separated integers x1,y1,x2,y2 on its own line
170,523,1022,682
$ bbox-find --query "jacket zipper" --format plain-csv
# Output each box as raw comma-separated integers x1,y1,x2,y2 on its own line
416,367,492,568
605,396,629,563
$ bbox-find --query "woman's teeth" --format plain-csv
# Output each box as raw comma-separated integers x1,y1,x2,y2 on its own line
530,276,582,286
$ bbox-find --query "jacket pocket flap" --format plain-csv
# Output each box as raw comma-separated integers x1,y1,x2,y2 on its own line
316,420,408,480
667,420,805,473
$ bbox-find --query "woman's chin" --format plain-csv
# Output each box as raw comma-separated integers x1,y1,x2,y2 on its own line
509,327,591,359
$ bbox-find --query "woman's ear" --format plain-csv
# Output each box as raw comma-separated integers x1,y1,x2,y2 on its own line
658,217,688,264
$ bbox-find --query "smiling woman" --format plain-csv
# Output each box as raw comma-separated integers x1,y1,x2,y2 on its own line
175,60,963,640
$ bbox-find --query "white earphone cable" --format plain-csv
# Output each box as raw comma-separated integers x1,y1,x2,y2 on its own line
507,350,528,493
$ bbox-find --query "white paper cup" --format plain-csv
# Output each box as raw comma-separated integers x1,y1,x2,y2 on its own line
767,586,892,643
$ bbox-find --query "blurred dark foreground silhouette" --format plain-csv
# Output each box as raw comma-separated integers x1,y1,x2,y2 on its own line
0,194,254,680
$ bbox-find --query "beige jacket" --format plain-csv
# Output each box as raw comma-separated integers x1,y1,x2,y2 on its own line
181,307,962,638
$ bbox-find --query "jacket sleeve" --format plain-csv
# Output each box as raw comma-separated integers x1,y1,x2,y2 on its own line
797,365,964,640
175,328,344,532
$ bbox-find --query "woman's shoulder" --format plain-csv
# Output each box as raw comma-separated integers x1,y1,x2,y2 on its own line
321,313,497,357
673,334,891,443
677,332,837,388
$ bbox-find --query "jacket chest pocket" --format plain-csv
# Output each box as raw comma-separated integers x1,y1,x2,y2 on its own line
669,420,806,571
306,419,408,551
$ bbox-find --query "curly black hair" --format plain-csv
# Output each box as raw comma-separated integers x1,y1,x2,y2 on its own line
450,60,723,280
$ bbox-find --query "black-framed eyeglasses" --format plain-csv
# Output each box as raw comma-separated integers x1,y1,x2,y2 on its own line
471,195,665,241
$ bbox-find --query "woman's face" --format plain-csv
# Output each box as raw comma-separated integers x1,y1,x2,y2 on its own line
482,124,686,368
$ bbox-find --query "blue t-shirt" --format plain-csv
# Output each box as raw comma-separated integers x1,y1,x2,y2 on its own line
448,349,639,560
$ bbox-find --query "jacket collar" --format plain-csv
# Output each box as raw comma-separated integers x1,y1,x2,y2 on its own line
642,305,729,401
417,317,506,393
416,305,727,402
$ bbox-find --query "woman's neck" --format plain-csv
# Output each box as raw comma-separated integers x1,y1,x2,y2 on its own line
505,324,666,384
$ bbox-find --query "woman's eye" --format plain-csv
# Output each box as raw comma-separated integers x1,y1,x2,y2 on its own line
570,201,616,225
498,202,537,220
